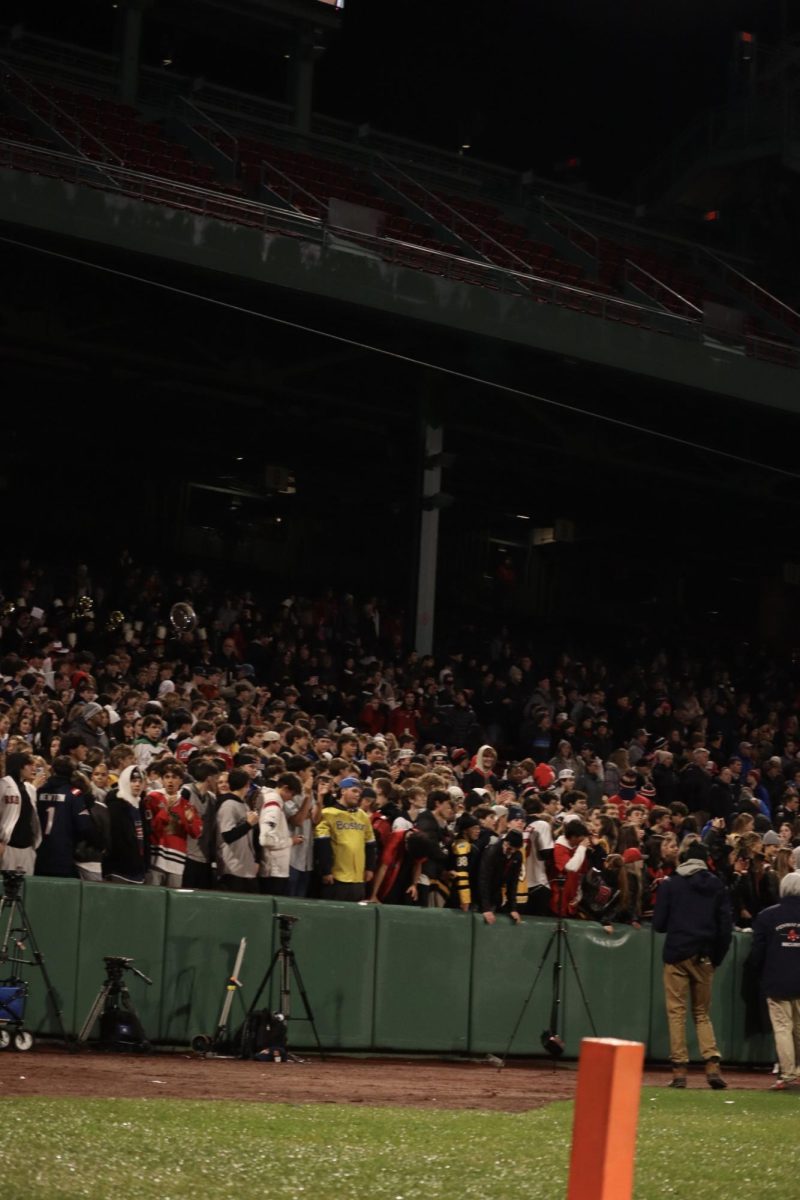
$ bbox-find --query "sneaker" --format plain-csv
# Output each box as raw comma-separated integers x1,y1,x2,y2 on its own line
770,1078,790,1091
668,1075,687,1089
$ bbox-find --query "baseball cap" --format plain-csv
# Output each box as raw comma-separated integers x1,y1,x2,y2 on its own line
264,731,281,743
340,776,363,790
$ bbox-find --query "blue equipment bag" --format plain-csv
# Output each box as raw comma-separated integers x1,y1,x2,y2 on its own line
0,981,28,1024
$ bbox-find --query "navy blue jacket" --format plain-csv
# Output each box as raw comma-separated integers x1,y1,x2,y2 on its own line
35,775,95,878
652,864,733,966
750,896,800,1000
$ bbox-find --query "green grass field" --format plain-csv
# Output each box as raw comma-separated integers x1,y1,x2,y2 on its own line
1,1091,798,1200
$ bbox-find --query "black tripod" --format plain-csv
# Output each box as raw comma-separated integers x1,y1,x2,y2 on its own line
0,869,70,1050
500,915,597,1066
77,956,152,1052
241,914,323,1061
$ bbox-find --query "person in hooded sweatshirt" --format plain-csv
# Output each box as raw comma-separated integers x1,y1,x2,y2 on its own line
104,764,149,884
461,745,500,794
653,840,733,1090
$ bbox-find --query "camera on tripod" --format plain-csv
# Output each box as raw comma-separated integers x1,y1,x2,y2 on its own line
275,913,299,948
78,955,153,1052
1,870,25,901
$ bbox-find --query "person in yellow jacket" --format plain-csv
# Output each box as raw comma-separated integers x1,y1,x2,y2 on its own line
314,776,376,902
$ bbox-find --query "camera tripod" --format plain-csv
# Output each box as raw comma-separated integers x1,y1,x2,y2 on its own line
0,869,70,1050
499,915,597,1067
241,915,323,1061
77,956,153,1052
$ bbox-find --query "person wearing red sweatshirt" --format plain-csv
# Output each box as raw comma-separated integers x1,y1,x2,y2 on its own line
144,761,201,887
550,820,591,916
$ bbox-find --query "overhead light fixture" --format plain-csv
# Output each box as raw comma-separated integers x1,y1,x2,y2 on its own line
515,514,530,520
461,142,471,150
162,55,173,67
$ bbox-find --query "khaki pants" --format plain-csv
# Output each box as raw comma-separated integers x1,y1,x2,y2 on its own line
663,957,720,1064
767,997,800,1081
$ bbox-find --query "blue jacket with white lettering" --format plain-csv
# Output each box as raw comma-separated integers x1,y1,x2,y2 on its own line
750,896,800,1000
35,774,95,878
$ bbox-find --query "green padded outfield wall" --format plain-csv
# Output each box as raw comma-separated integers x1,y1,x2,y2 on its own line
373,906,472,1052
16,877,81,1035
264,898,377,1050
9,879,777,1064
160,890,275,1045
74,883,167,1041
469,915,555,1055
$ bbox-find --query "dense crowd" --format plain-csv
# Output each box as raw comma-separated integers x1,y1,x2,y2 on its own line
2,559,800,932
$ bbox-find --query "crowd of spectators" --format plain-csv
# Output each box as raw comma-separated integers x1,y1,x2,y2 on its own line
2,558,800,932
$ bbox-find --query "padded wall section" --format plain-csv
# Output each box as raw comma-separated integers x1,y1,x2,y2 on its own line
728,932,775,1065
373,906,472,1052
469,916,555,1055
266,898,377,1050
74,883,167,1045
15,877,81,1035
560,923,653,1054
160,890,274,1046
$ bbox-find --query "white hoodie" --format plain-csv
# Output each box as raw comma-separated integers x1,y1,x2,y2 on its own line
258,787,293,879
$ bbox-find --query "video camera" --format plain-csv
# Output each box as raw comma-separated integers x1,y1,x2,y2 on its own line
274,913,299,948
102,956,153,986
1,870,25,901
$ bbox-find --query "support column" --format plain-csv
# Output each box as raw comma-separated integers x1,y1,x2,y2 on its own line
414,422,443,656
119,2,144,107
292,31,315,134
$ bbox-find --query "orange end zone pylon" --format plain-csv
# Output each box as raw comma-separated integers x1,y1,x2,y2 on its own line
566,1037,645,1200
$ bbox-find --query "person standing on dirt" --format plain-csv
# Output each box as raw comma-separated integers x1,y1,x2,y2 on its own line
653,841,733,1089
750,871,800,1090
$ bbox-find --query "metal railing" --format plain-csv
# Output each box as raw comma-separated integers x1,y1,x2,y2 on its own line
373,153,532,276
0,136,318,237
537,195,601,261
259,156,326,216
1,57,123,166
177,94,239,176
699,247,800,336
623,259,703,316
2,135,798,371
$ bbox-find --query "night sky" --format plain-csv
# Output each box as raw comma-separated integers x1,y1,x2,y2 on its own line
10,0,785,195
